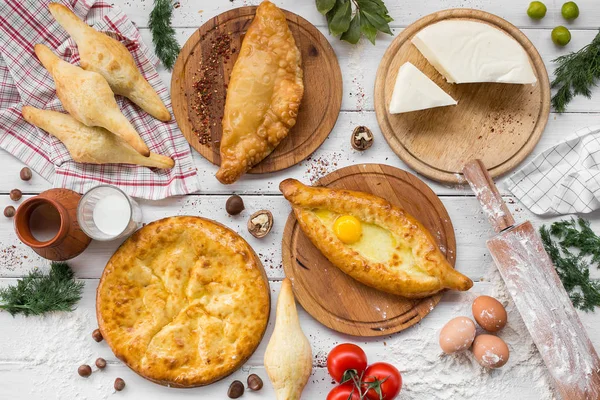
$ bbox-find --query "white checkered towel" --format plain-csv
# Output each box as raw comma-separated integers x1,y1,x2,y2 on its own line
507,125,600,215
0,0,199,200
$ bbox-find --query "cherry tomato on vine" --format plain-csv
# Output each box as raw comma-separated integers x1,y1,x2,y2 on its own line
327,382,361,400
327,343,368,383
363,362,402,400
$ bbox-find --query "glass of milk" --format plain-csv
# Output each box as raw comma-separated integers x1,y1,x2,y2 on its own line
77,185,142,241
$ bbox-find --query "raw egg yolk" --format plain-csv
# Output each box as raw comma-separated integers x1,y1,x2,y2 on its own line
333,215,362,244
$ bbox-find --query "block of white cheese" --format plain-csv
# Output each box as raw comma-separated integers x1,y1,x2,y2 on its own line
389,62,457,114
411,20,537,84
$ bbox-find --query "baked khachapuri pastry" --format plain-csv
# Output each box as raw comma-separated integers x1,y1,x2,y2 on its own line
216,0,304,184
96,217,270,387
48,3,171,122
280,179,473,299
22,106,174,169
34,44,150,157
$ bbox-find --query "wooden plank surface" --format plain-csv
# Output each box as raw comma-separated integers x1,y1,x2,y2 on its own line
1,0,600,399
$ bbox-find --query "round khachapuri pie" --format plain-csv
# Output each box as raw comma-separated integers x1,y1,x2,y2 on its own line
96,216,270,387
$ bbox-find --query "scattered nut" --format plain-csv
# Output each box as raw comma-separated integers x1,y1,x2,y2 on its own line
227,380,244,398
247,210,273,238
4,206,15,218
114,377,126,391
247,374,263,391
20,167,32,181
351,126,374,151
95,357,107,369
78,364,92,378
226,195,245,215
92,329,103,342
10,189,22,202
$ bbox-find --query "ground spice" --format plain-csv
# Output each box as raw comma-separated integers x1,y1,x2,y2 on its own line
192,31,234,145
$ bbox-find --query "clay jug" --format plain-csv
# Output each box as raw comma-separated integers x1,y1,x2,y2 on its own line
14,188,91,261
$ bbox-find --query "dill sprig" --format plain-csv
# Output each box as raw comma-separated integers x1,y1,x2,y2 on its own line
0,262,84,316
551,31,600,113
540,219,600,312
550,217,600,264
148,0,180,70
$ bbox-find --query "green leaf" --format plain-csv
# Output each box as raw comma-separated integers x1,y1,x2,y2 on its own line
359,11,378,44
357,0,393,35
328,0,352,36
316,0,336,15
340,13,361,44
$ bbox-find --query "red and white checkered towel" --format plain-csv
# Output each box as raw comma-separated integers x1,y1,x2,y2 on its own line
0,0,199,200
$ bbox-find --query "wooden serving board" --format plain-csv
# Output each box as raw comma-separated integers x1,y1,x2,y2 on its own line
171,6,342,174
374,9,550,184
282,164,457,336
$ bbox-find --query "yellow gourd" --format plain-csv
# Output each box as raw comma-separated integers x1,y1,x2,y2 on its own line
264,278,313,399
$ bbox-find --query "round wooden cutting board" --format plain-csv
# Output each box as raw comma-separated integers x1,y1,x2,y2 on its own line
374,9,551,184
171,6,342,174
282,164,457,337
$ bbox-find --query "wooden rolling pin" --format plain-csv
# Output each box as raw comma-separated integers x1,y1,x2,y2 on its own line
463,159,600,400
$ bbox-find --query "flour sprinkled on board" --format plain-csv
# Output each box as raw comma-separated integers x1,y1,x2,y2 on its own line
377,265,556,399
1,301,114,399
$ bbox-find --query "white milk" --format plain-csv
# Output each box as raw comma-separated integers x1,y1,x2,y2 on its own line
92,193,131,236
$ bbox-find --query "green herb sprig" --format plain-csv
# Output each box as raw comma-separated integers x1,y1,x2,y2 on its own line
0,262,84,316
551,31,600,113
540,218,600,312
550,217,600,264
316,0,393,44
148,0,180,70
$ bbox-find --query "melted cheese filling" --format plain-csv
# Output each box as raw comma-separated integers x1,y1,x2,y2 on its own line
313,209,414,267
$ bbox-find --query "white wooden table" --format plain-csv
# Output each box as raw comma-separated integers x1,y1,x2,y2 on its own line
1,1,600,399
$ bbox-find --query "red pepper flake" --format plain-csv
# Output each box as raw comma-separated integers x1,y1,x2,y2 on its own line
191,31,232,145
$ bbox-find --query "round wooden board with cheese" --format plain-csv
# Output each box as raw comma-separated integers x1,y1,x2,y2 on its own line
281,164,457,337
374,9,551,184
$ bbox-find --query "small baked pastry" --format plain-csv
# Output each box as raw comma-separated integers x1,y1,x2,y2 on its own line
216,0,304,184
49,3,171,121
22,106,174,169
34,44,150,157
280,179,473,298
97,217,270,387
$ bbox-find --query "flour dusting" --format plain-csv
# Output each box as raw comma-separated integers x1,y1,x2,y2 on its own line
0,286,115,399
376,266,557,400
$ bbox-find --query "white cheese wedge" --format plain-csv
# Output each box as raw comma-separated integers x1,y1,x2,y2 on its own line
389,62,457,114
411,20,537,84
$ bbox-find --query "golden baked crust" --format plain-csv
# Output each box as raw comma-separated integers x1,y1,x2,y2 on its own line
22,107,174,169
216,0,304,184
34,44,150,157
280,179,473,299
96,216,270,387
49,3,171,122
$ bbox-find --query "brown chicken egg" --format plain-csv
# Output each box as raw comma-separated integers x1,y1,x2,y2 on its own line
439,316,476,354
472,295,507,332
472,334,509,368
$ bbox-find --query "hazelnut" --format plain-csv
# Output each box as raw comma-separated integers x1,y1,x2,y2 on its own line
247,374,263,391
114,377,126,391
10,189,22,202
92,328,103,342
78,364,92,377
227,380,244,398
247,210,273,238
4,206,15,218
20,167,32,181
351,126,374,151
95,357,107,369
226,195,245,215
